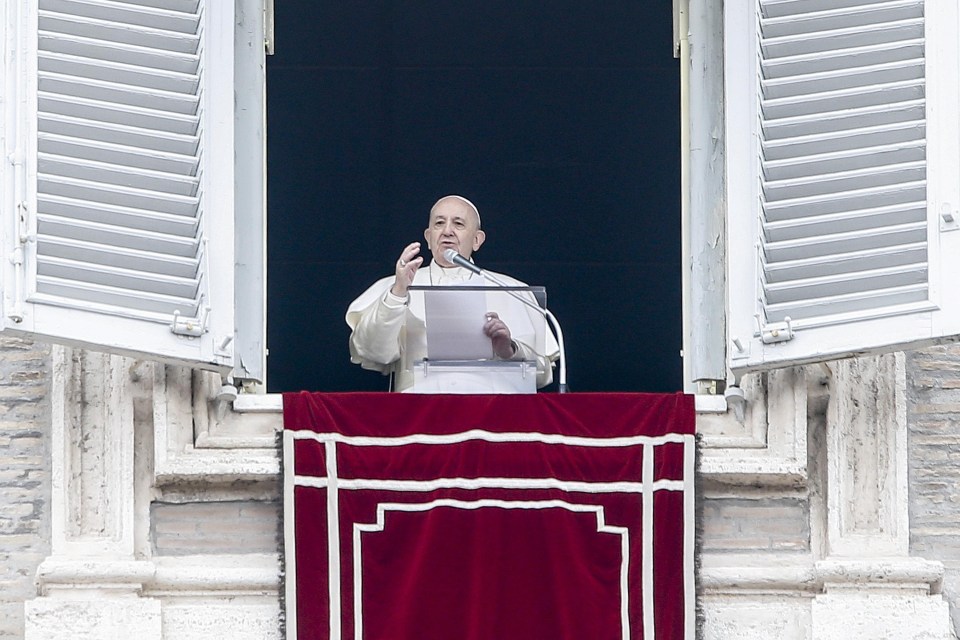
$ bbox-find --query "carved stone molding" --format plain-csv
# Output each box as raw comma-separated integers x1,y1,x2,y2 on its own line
698,367,809,485
153,367,279,484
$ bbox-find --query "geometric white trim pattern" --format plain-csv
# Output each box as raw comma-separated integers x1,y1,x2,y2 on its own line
284,429,696,640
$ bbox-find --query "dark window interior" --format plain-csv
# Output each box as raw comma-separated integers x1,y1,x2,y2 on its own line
266,2,681,392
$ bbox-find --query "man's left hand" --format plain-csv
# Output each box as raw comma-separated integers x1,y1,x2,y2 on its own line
483,312,516,359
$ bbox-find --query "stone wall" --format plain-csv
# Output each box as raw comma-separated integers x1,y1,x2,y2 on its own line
907,345,960,636
0,339,50,639
151,501,280,556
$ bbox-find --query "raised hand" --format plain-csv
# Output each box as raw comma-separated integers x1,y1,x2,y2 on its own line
390,242,424,297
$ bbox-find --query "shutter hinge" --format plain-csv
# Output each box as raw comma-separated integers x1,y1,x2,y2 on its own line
170,307,209,337
757,315,794,344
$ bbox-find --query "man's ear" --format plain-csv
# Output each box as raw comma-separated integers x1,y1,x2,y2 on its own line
473,230,486,252
423,227,432,249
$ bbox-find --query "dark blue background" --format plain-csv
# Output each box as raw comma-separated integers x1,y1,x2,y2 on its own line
266,2,681,392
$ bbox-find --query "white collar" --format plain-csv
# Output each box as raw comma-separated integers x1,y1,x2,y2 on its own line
428,260,477,284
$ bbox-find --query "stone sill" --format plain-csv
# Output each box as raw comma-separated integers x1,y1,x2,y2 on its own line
699,555,945,596
230,392,727,413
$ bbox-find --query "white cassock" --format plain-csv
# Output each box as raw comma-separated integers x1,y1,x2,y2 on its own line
346,260,559,392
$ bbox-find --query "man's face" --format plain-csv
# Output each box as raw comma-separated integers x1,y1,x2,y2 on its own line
424,198,486,267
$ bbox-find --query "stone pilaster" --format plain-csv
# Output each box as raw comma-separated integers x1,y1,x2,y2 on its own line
812,353,951,640
25,347,160,640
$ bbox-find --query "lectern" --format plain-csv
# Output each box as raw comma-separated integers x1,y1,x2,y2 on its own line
402,284,548,394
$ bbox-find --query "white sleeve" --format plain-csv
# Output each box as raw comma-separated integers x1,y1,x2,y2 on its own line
348,289,408,368
512,339,555,388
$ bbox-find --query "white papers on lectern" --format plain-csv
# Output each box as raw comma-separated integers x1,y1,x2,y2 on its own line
422,284,493,361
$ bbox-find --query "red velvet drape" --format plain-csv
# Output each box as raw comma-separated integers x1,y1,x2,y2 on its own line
284,392,694,640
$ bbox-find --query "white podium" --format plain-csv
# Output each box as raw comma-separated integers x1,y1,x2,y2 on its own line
409,360,537,394
401,284,548,394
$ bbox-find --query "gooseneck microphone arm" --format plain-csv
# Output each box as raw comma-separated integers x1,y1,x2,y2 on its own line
443,249,568,393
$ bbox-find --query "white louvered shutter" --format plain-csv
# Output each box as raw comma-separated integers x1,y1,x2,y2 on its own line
2,0,236,370
726,0,960,373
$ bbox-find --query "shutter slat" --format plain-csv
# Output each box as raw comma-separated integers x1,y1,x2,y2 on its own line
39,94,199,135
764,0,904,19
39,72,199,114
123,0,200,14
38,33,199,73
37,194,200,236
38,256,200,299
37,173,199,216
39,11,199,53
762,161,925,201
762,79,924,120
765,263,927,304
763,140,924,180
764,243,927,281
764,180,926,221
39,254,199,294
39,51,199,94
36,276,201,316
37,235,199,279
762,40,924,78
763,100,923,140
761,1,923,39
761,59,923,100
764,222,926,262
39,113,199,155
39,154,199,196
760,18,923,58
42,0,200,32
764,284,928,322
763,201,925,241
38,213,200,254
763,119,923,158
39,133,199,174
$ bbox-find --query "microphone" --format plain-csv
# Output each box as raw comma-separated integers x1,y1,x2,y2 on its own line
442,249,569,392
443,248,481,274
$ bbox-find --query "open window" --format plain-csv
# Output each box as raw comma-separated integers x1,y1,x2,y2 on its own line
725,0,960,375
1,0,265,380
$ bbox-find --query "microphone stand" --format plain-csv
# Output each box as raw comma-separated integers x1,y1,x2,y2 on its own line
444,251,568,393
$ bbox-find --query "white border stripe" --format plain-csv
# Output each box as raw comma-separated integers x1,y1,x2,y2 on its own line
683,434,696,640
290,428,688,447
618,512,631,640
642,443,655,639
352,499,631,640
326,440,341,640
294,475,686,494
353,517,365,640
283,431,298,640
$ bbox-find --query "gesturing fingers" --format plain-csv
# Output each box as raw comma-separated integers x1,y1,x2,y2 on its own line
391,242,423,297
396,242,422,272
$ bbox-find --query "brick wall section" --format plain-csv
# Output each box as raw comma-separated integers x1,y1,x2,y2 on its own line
0,338,51,640
700,496,810,553
152,501,280,555
907,345,960,636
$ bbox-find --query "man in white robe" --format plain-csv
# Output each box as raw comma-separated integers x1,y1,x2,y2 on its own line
346,195,559,391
